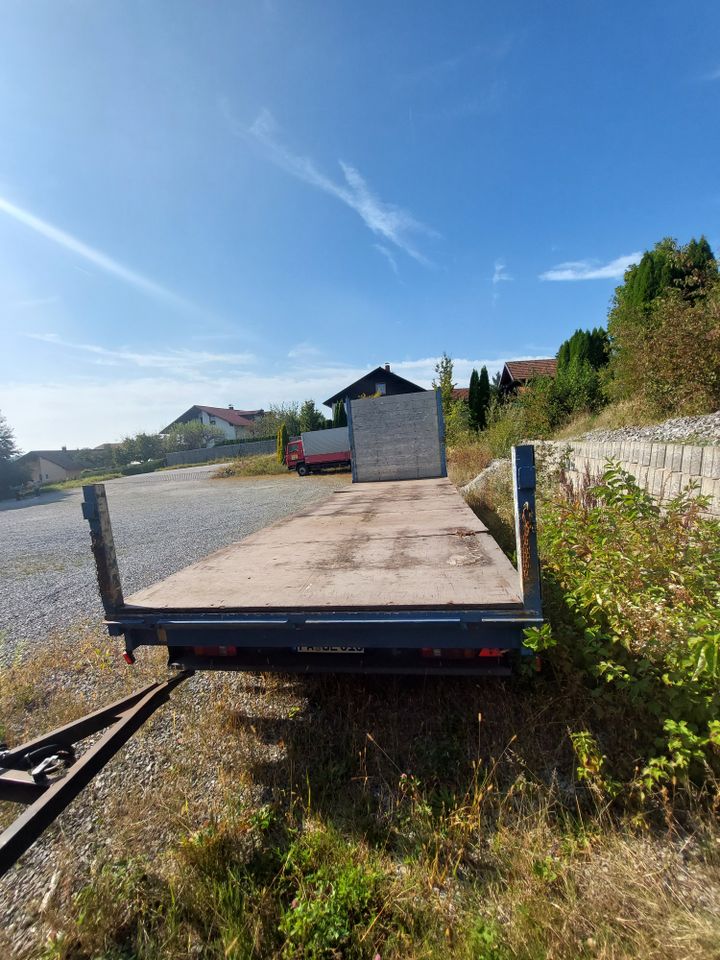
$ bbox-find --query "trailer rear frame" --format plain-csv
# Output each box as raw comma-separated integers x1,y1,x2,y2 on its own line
82,445,542,674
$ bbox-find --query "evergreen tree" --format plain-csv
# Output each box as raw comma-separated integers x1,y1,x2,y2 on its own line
332,400,347,428
477,366,491,430
276,422,289,463
557,328,609,372
467,369,480,430
298,399,325,432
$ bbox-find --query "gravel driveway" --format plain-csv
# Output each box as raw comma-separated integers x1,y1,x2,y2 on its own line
0,466,349,664
1,466,354,956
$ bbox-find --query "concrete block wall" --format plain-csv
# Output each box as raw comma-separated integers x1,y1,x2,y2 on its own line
165,439,275,466
350,391,445,482
538,440,720,517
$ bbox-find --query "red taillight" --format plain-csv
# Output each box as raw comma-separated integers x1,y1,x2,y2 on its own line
420,648,506,660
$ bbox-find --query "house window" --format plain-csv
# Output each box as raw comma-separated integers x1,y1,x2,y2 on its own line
209,418,216,424
375,382,386,395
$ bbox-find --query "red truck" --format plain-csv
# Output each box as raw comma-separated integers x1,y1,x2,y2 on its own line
286,426,351,476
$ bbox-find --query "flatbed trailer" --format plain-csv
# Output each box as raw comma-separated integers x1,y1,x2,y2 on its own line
1,445,541,875
83,446,542,676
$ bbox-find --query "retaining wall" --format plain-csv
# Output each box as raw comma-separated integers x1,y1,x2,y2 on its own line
165,439,275,466
538,440,720,517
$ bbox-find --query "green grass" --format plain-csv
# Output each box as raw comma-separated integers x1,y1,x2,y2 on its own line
42,470,123,492
214,454,288,479
37,665,720,960
5,463,720,959
551,397,662,439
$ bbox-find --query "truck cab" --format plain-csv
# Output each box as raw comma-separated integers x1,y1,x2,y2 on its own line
286,437,306,474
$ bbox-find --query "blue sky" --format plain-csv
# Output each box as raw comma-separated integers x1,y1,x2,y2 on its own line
1,1,718,450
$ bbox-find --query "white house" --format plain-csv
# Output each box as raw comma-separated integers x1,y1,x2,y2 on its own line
161,405,265,442
15,448,90,484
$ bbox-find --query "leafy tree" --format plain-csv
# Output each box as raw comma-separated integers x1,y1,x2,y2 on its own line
133,432,164,461
250,403,301,439
444,399,473,445
276,422,289,463
608,236,719,403
432,352,455,415
620,281,720,416
160,421,226,455
332,401,348,428
75,446,116,471
0,410,20,463
553,359,604,416
0,411,29,498
298,400,326,433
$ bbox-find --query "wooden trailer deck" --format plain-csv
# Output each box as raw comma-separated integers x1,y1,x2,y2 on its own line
125,478,523,612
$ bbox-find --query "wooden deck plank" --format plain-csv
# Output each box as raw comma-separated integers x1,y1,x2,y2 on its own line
126,478,522,611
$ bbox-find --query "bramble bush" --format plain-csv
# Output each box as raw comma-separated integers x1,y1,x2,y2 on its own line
525,465,720,793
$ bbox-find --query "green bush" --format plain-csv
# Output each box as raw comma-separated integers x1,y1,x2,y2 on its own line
210,435,275,447
482,400,531,456
119,459,164,476
444,398,474,446
526,465,720,791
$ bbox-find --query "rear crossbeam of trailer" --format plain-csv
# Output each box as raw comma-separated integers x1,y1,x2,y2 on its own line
83,445,542,675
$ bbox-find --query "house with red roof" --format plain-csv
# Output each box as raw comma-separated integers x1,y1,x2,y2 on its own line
499,359,557,394
161,405,265,442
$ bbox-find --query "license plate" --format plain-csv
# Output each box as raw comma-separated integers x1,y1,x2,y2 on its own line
296,646,365,654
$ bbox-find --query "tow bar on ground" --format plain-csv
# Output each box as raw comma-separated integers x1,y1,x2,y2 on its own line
0,670,192,878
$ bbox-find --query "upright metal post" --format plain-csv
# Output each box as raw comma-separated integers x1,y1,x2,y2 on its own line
511,445,542,615
346,395,358,483
81,484,124,615
435,387,448,478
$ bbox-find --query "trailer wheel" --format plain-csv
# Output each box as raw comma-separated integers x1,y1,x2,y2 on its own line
297,465,308,477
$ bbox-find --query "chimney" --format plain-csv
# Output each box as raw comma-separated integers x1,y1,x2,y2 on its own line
384,363,390,372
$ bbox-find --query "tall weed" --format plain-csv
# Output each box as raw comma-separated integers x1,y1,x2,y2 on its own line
526,465,720,790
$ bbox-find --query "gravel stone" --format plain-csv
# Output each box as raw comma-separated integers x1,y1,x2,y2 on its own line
0,466,349,957
0,465,349,665
576,409,720,445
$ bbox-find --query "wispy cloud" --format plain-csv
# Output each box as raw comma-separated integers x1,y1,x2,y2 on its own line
539,252,641,281
492,259,512,284
5,355,516,448
234,106,436,266
287,342,322,360
398,38,515,87
27,333,254,371
701,65,720,81
374,244,399,275
0,195,205,314
9,295,61,309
